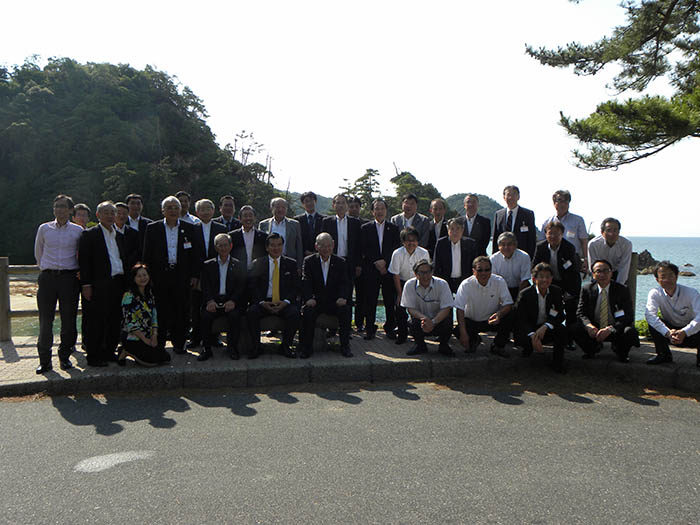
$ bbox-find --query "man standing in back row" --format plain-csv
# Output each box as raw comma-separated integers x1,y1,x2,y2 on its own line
492,185,537,258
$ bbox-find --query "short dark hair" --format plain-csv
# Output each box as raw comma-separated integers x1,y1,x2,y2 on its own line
600,217,621,232
447,217,464,229
332,193,348,205
544,220,565,234
430,198,446,209
349,196,362,205
472,255,491,270
114,202,128,210
300,191,317,203
464,193,479,203
552,190,571,203
239,205,255,217
73,203,90,213
653,260,679,278
175,190,191,199
220,195,235,205
401,193,418,204
413,259,433,273
503,185,520,196
592,259,613,272
400,227,420,243
371,198,387,211
265,232,285,247
532,262,553,278
54,194,74,209
125,193,143,205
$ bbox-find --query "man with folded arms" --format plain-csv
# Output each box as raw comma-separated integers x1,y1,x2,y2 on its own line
645,261,700,367
515,263,567,373
454,256,514,356
400,260,455,356
199,234,247,361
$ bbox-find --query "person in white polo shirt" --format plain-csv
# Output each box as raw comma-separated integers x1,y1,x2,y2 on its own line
454,256,514,356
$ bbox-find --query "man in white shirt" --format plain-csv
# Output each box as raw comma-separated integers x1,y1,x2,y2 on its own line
489,232,531,300
645,261,700,367
401,260,455,356
454,256,515,356
588,218,633,285
258,197,304,271
539,190,589,270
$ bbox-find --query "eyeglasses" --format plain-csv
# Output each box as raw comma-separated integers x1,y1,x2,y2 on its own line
593,268,611,274
475,268,491,273
416,270,432,275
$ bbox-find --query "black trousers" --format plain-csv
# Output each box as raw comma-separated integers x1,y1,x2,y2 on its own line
300,302,351,351
445,277,466,295
553,280,579,339
463,311,514,348
36,270,79,364
574,323,640,358
410,316,452,347
649,323,700,359
83,275,125,362
363,271,396,336
515,323,566,365
246,302,300,350
353,274,365,329
190,288,203,344
396,279,408,339
200,305,243,351
153,269,191,351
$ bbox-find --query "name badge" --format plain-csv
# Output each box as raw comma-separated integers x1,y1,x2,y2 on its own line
184,242,192,250
614,309,625,318
566,231,575,237
520,225,529,232
549,308,558,317
562,260,572,269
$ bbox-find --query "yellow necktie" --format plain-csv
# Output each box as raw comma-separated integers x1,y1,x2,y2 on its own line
599,288,610,328
272,259,280,302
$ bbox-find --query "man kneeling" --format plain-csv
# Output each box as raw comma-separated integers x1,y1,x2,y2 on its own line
400,260,455,356
199,234,247,361
514,263,567,373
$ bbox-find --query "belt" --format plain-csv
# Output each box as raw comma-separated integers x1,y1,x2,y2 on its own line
42,269,78,275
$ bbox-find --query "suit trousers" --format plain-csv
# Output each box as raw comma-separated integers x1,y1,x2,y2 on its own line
83,275,125,362
574,324,639,358
410,316,452,347
516,324,566,365
189,288,203,344
363,272,397,336
246,302,300,351
200,307,242,351
649,323,700,359
36,270,80,364
154,269,191,351
463,312,514,348
300,302,351,351
353,274,365,329
396,280,408,339
445,277,466,295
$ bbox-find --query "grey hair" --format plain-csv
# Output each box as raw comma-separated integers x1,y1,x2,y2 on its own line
315,232,334,246
96,201,116,214
270,197,287,208
214,233,232,245
161,196,181,210
497,231,517,246
195,198,214,212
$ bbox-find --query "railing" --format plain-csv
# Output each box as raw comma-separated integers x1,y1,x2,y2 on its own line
0,253,640,343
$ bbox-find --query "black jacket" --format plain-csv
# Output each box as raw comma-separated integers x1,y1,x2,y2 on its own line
195,221,229,261
230,227,268,267
577,280,634,332
248,255,300,304
321,215,362,271
433,237,477,282
78,225,128,285
142,220,201,285
533,239,581,297
515,284,566,339
360,220,401,273
295,212,325,254
301,253,351,308
464,214,491,256
493,206,537,258
200,256,247,306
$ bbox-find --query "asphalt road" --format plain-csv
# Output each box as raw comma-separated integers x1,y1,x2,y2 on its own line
1,379,699,524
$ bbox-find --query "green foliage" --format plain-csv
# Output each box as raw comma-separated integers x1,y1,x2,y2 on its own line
526,1,700,169
445,193,503,220
339,169,382,219
0,58,275,262
635,319,651,339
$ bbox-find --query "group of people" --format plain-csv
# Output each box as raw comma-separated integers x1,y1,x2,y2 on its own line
32,185,700,374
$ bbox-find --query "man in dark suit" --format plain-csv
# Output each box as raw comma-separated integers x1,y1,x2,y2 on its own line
462,193,491,256
360,198,401,340
114,202,141,270
348,196,369,331
434,218,478,293
295,191,325,257
79,201,128,366
246,233,301,358
230,205,267,270
321,193,362,277
126,193,152,252
533,221,582,344
492,185,537,258
425,198,449,258
575,259,639,362
390,193,431,247
515,263,568,373
300,233,353,358
143,196,201,354
198,233,247,361
213,194,241,232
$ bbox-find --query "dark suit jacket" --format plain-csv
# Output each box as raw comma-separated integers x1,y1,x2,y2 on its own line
493,206,537,257
577,280,634,332
78,225,128,286
515,284,566,338
533,239,581,297
301,253,351,308
295,212,325,254
118,225,140,271
230,227,267,266
433,237,477,282
195,221,228,261
360,220,401,273
248,255,300,304
128,216,152,254
464,214,491,256
321,215,362,271
214,215,241,233
142,220,201,286
425,219,449,259
200,256,247,306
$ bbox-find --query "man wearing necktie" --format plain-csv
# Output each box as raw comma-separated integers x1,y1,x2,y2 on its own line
492,185,537,258
575,259,639,362
294,191,325,257
213,195,241,232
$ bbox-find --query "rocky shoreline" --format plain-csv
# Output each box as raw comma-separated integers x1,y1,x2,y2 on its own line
637,250,696,276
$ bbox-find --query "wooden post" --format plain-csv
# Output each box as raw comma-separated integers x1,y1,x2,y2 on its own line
628,252,638,321
0,257,10,341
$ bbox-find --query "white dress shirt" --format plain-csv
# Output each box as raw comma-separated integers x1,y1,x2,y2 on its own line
336,215,348,257
218,255,229,296
389,246,431,282
34,220,82,271
646,284,700,337
464,215,476,235
270,218,287,243
375,220,385,251
540,212,587,255
320,256,331,285
454,274,513,322
128,216,141,230
201,221,212,256
450,241,462,278
242,228,255,268
490,249,531,289
588,235,633,284
165,220,179,264
181,212,201,225
99,224,124,276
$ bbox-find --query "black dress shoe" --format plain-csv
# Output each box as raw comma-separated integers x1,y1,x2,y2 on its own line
172,346,186,355
197,349,213,362
646,354,673,365
106,352,118,362
489,344,509,358
616,354,630,363
395,335,407,345
299,350,312,359
363,330,376,341
465,335,482,354
282,346,296,358
35,363,52,374
406,345,428,356
340,347,353,358
227,348,240,360
566,341,576,351
438,344,455,357
59,358,73,370
385,331,397,340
